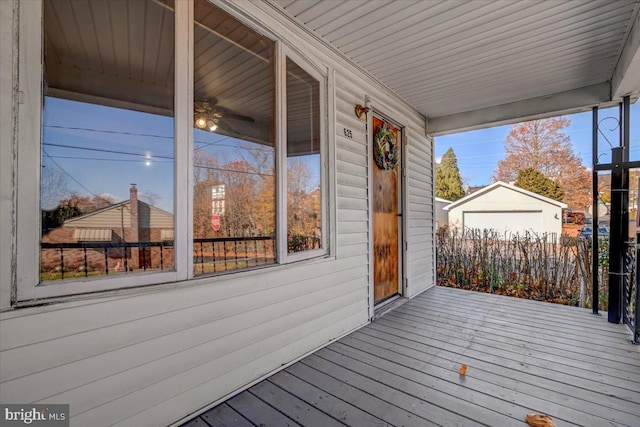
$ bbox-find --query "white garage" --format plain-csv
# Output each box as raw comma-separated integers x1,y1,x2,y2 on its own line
445,182,567,238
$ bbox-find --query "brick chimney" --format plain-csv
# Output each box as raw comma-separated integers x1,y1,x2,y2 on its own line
129,184,139,268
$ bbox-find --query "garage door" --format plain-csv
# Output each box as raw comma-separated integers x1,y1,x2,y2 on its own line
463,211,543,237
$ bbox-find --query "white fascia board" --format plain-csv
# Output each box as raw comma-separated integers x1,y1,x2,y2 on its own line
427,82,611,136
612,6,640,99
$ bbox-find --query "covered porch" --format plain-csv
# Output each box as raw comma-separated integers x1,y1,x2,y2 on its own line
181,285,640,427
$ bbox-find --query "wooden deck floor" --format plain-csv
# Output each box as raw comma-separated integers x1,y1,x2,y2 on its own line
180,286,640,427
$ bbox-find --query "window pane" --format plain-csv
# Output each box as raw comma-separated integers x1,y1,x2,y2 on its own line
192,0,275,275
40,0,175,282
286,58,322,253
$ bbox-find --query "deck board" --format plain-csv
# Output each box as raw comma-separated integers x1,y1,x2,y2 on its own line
200,404,253,427
181,286,640,427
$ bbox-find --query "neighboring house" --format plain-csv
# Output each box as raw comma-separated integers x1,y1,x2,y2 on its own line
41,185,174,272
445,181,567,237
435,197,452,229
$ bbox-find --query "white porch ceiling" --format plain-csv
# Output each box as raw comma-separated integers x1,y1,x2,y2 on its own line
273,0,640,134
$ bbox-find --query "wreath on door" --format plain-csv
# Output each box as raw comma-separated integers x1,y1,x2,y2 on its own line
374,122,399,170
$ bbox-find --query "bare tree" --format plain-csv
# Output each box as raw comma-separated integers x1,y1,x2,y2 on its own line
41,161,71,210
494,117,591,210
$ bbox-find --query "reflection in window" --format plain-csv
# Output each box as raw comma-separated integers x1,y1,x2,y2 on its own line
286,58,322,253
192,0,276,275
40,0,175,281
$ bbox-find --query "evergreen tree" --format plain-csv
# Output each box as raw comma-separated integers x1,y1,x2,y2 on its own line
514,167,564,201
436,147,465,201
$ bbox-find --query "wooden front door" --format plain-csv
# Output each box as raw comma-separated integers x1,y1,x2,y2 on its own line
372,115,402,304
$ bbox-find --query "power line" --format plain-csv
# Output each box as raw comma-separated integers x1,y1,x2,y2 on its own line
44,142,174,159
47,155,172,163
44,124,173,140
42,151,122,208
45,124,275,153
194,163,274,177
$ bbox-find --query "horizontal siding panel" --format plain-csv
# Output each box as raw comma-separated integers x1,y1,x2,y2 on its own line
408,208,433,220
335,95,362,118
0,266,369,384
336,146,367,167
335,120,367,144
337,232,368,247
72,301,368,426
409,268,433,287
336,159,367,176
408,166,431,183
337,196,367,211
410,234,434,246
408,220,432,231
408,177,431,192
335,106,368,132
0,256,367,351
409,187,433,199
408,247,432,260
409,219,432,229
335,99,365,125
336,133,367,156
408,233,432,244
407,277,434,298
407,140,431,159
336,208,368,223
407,193,433,206
39,288,368,417
336,184,367,200
337,221,368,234
407,165,433,185
337,170,367,188
115,311,367,427
337,242,369,259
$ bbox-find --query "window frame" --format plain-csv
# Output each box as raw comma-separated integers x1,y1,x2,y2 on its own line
277,46,329,264
15,0,330,303
16,0,191,301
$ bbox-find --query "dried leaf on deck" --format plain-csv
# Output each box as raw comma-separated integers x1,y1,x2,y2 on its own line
525,413,557,427
458,364,467,375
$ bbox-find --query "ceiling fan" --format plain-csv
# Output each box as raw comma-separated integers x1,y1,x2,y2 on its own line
194,98,255,132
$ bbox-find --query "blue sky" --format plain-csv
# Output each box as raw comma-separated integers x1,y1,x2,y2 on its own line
42,97,321,212
435,103,640,186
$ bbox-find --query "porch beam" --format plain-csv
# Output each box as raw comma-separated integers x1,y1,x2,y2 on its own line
612,5,640,99
426,82,610,136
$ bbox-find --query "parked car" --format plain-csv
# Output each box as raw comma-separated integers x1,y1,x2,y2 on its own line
579,225,609,239
579,226,592,239
598,226,610,238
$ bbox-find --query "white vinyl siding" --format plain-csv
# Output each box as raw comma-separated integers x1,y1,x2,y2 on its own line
0,1,435,426
464,211,544,236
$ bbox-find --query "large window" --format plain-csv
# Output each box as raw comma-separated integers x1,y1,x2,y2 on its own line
21,0,327,300
40,0,175,282
286,58,322,255
192,0,276,275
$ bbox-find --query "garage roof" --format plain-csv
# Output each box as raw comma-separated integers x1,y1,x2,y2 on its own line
444,181,568,210
273,0,640,134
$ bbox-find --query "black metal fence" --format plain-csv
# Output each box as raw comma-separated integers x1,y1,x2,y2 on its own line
193,236,275,275
41,241,174,280
623,240,640,343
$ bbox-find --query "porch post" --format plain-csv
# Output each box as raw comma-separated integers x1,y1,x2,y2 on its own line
592,106,599,314
608,145,629,323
